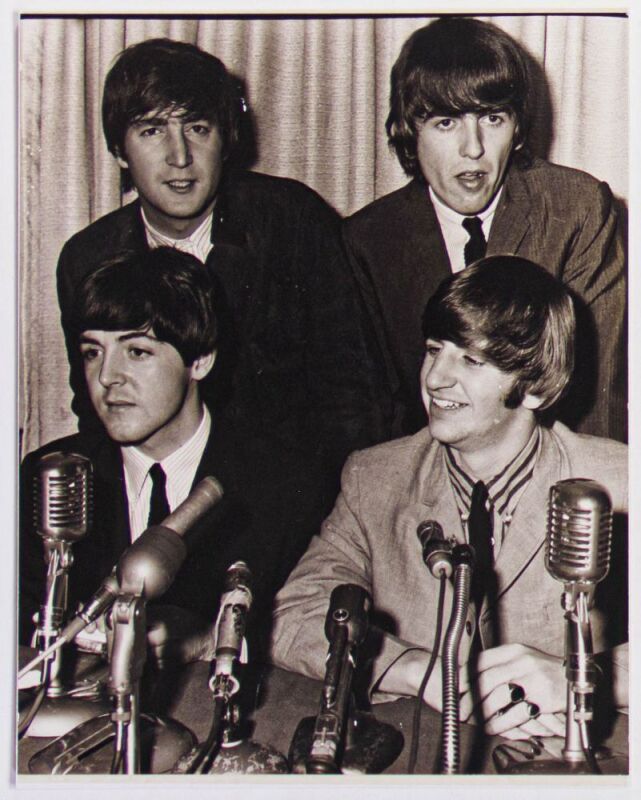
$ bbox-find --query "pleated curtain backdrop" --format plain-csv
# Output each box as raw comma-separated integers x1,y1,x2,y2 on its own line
19,14,628,456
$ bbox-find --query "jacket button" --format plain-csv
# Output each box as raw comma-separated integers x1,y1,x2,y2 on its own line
465,620,473,636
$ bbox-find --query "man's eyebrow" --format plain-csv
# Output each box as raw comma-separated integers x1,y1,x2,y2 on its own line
130,115,168,127
79,334,100,345
117,331,159,343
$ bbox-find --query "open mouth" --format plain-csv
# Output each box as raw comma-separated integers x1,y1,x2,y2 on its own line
431,398,466,411
165,180,195,192
456,171,486,189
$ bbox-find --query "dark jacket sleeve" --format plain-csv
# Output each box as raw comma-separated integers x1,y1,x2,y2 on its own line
18,452,46,645
294,189,394,471
557,181,627,442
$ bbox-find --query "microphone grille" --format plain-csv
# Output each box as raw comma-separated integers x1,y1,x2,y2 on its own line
34,452,93,541
546,478,612,584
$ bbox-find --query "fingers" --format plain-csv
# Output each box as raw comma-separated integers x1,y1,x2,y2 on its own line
484,697,541,736
494,712,566,740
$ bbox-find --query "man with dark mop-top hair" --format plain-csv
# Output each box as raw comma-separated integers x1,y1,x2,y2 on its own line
344,16,626,442
271,256,628,743
21,249,314,662
56,37,390,573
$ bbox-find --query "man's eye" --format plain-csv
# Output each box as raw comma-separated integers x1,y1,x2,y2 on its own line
425,344,442,357
139,126,162,137
483,113,505,126
128,347,151,359
464,355,484,367
188,123,211,136
434,118,455,130
81,348,100,362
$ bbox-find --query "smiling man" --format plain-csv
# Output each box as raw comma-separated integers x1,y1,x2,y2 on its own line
344,16,626,442
271,256,628,747
56,38,388,551
21,248,307,662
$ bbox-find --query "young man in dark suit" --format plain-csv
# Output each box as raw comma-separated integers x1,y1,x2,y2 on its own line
21,248,308,663
344,16,626,442
56,38,390,526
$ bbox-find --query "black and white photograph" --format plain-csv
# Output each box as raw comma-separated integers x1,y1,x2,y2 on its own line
8,2,637,797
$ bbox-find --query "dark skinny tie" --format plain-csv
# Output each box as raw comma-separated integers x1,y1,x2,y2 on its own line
148,463,170,527
462,216,487,266
468,480,494,614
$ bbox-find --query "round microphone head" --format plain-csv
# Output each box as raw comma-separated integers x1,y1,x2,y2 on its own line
416,520,444,548
34,452,93,541
546,478,612,584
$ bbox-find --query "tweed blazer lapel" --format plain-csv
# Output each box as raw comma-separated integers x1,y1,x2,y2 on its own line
492,426,566,601
412,437,466,541
487,165,532,256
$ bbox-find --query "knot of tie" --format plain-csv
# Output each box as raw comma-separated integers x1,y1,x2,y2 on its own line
462,216,487,266
148,463,170,526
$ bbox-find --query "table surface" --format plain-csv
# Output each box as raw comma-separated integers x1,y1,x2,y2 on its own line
18,651,629,776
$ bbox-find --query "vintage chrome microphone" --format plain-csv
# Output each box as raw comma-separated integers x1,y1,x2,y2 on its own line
19,452,106,739
28,477,224,774
546,479,611,768
494,478,624,775
33,452,93,676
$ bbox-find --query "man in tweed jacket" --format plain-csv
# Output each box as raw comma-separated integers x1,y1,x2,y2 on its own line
271,257,628,742
344,17,626,442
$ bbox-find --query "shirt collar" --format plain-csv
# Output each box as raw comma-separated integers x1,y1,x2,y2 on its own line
429,185,503,227
142,208,214,262
121,404,211,500
445,425,541,523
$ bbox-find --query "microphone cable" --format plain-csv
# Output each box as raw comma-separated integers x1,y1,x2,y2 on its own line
17,684,47,739
407,571,448,774
186,695,226,774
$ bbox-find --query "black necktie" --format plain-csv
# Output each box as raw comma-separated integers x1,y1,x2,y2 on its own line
462,216,487,266
468,480,494,613
147,463,170,527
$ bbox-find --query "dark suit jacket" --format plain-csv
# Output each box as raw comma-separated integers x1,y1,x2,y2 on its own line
343,158,627,441
19,420,315,653
57,169,392,483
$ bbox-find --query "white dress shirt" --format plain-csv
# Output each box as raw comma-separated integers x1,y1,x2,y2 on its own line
429,186,502,273
142,208,214,264
121,406,212,541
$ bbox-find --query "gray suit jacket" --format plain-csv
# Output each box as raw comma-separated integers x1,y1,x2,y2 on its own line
270,423,627,699
344,158,627,441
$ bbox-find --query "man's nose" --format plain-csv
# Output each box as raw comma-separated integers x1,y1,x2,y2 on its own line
166,127,193,168
98,352,126,388
459,115,484,160
425,352,456,390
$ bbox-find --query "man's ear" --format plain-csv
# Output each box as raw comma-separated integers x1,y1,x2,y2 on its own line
190,350,217,382
521,392,544,410
115,149,129,170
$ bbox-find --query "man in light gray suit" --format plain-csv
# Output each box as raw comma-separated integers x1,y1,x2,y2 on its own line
344,16,626,442
271,256,628,743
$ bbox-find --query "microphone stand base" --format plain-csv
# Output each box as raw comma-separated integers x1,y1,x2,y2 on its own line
493,740,628,775
19,693,111,739
172,738,289,774
28,712,195,774
289,712,404,774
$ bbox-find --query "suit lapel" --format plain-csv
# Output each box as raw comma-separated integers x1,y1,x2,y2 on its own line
412,437,466,541
487,165,532,256
493,427,565,599
400,180,452,302
91,438,131,570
